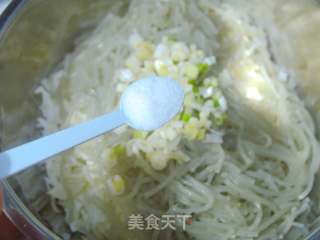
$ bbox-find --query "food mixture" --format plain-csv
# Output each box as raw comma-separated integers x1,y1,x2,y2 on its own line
33,0,320,239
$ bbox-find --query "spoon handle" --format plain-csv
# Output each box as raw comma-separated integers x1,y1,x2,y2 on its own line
0,110,126,179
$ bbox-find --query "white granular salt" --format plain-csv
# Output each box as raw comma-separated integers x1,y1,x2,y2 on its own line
120,76,184,131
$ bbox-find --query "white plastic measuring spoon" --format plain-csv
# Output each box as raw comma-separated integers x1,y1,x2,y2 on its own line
0,76,184,179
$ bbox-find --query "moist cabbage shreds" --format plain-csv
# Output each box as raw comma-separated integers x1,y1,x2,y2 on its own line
37,0,320,240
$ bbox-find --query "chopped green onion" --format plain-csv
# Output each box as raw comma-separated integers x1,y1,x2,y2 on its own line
181,113,191,123
108,175,125,195
215,114,226,126
77,158,86,165
192,85,200,94
133,131,148,139
212,97,220,108
211,80,218,88
193,110,200,118
167,36,177,42
70,165,79,172
80,181,90,194
188,79,197,86
111,144,126,156
197,63,209,77
195,95,204,104
196,129,206,140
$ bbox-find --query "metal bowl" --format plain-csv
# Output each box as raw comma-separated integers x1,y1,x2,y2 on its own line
0,1,118,239
0,0,320,239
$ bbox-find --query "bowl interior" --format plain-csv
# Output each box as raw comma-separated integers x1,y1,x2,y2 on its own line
1,1,320,240
0,0,122,238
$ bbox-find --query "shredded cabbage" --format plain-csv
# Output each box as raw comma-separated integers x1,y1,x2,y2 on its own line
35,0,320,239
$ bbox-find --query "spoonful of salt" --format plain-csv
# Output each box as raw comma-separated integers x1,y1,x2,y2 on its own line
0,76,184,179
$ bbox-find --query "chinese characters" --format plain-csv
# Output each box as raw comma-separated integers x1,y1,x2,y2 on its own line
128,214,192,231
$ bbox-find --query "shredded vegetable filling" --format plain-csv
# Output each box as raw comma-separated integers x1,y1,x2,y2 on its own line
36,0,320,240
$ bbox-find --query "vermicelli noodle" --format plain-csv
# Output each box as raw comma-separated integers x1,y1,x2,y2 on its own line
35,0,320,239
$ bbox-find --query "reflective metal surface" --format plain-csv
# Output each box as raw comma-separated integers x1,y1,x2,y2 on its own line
0,0,319,239
0,0,116,239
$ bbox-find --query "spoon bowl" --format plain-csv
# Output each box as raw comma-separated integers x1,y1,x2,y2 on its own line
0,76,183,179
